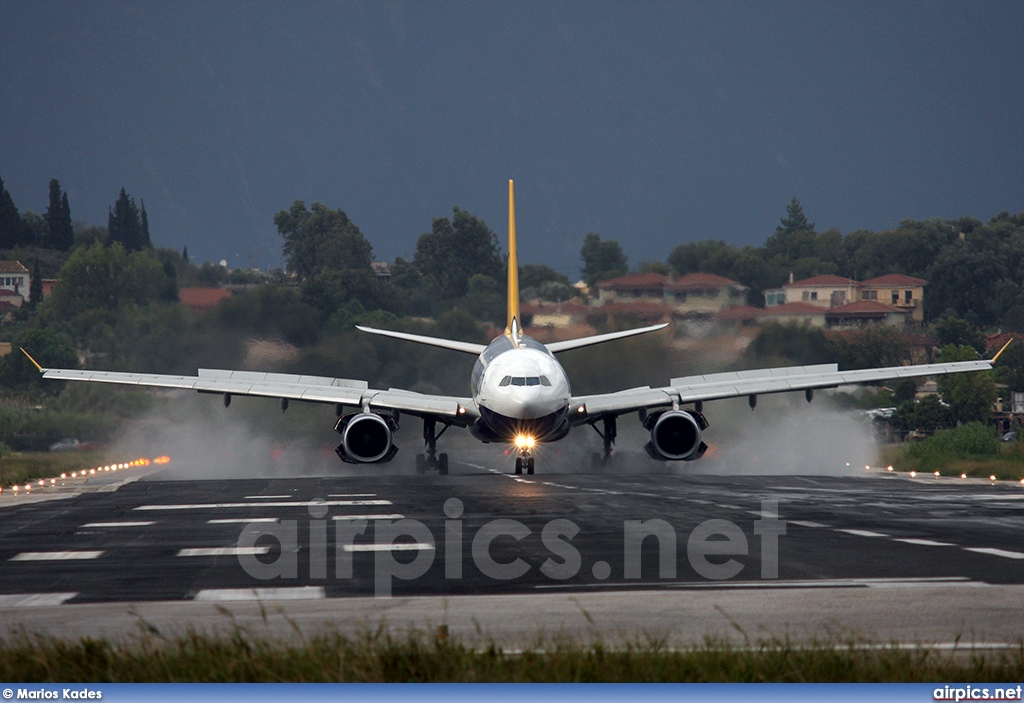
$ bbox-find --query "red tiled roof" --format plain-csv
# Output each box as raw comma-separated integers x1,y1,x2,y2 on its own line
826,300,906,316
986,332,1024,353
0,261,29,274
717,305,763,320
672,272,742,289
179,287,231,311
596,272,667,289
601,301,674,314
859,274,928,287
786,274,858,287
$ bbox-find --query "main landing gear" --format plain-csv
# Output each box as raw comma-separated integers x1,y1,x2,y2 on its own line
587,415,616,469
416,417,450,475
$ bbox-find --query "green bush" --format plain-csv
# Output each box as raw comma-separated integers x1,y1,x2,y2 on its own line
905,422,999,464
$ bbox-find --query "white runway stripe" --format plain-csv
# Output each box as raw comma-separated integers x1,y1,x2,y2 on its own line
332,514,405,521
328,493,377,498
789,520,828,528
837,528,889,538
0,592,78,607
135,500,391,510
177,546,270,557
344,542,434,552
207,518,279,524
10,551,104,561
243,495,291,499
194,586,326,602
963,547,1024,560
894,538,955,547
81,521,155,528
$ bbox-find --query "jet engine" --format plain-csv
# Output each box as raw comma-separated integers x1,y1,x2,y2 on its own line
643,409,708,461
334,412,399,464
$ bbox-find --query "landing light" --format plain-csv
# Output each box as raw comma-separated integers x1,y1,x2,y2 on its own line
934,472,940,478
989,475,996,482
961,474,967,480
910,471,917,478
514,435,536,450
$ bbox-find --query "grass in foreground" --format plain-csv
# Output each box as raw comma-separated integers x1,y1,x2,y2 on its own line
0,629,1021,682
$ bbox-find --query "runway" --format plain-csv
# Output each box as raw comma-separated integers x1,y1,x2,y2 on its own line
1,457,1022,645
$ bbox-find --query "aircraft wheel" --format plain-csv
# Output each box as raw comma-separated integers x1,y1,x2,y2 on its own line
526,457,535,475
415,454,426,475
514,457,523,475
438,453,449,476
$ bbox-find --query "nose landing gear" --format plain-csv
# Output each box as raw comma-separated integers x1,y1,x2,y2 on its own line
514,453,535,475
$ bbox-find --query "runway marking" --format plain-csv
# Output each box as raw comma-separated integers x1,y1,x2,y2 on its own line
207,518,279,524
10,551,104,561
963,547,1024,560
332,514,405,521
177,546,270,557
714,504,742,510
135,500,391,510
789,520,828,528
194,586,326,602
894,538,955,547
243,494,292,499
328,493,377,498
343,543,434,552
81,521,156,528
0,592,78,607
836,528,889,538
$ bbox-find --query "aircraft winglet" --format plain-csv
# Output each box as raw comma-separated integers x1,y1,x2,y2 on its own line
21,348,44,372
992,337,1013,363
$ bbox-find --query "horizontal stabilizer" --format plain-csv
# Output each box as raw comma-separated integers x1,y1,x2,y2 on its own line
545,323,669,353
355,325,487,355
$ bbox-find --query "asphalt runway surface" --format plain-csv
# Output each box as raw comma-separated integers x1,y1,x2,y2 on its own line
1,456,1022,646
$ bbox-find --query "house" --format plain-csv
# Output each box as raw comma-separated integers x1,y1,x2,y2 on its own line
0,261,30,303
782,274,860,309
719,302,827,328
371,261,391,283
595,272,747,317
858,274,927,322
825,300,912,328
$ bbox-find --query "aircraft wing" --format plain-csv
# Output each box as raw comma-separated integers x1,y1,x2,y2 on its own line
36,365,477,424
571,358,994,418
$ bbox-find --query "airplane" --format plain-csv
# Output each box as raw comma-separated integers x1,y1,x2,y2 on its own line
23,181,1010,476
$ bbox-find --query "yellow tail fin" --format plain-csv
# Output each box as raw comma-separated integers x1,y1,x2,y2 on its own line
505,179,520,337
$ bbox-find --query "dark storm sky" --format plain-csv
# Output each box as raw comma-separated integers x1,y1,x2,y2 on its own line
1,0,1021,276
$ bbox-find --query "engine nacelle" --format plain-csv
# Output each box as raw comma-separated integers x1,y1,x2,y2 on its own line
643,409,708,461
334,412,399,464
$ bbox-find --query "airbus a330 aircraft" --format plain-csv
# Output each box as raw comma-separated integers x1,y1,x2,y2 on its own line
26,181,1007,475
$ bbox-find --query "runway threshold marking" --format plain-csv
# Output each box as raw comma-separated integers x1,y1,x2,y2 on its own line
80,521,156,528
0,592,78,607
243,495,292,499
963,547,1024,560
134,500,391,510
343,543,434,552
194,586,326,602
177,547,271,557
208,518,279,524
9,551,104,561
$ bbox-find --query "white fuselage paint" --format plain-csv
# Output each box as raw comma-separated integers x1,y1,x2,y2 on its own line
470,333,572,442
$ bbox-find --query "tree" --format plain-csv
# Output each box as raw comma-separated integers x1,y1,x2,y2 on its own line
140,200,152,248
274,201,373,282
29,258,43,305
19,212,46,246
580,232,627,286
108,188,148,252
44,242,170,320
933,316,984,354
0,177,22,248
765,198,816,260
44,179,74,250
414,207,502,299
936,344,997,425
0,328,78,391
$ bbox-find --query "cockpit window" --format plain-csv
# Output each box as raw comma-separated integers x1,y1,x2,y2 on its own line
502,376,549,388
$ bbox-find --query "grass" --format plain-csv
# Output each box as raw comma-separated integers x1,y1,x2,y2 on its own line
0,628,1021,682
879,439,1024,481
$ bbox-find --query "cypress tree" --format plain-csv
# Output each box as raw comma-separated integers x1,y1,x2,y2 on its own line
140,199,152,248
30,258,43,305
108,188,144,251
0,177,21,248
44,179,74,250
